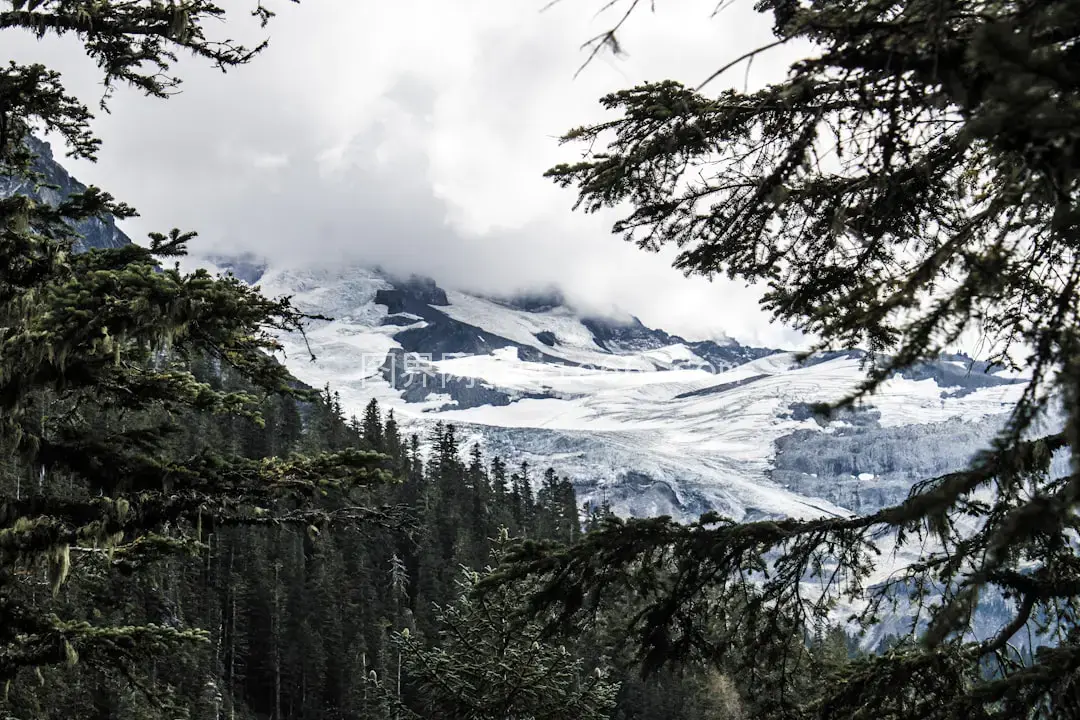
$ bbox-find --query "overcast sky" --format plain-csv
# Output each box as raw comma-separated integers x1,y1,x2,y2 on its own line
8,0,816,348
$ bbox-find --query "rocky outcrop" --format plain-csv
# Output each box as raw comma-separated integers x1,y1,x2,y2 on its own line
0,136,132,252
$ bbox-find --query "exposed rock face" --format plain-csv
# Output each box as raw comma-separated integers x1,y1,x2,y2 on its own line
486,287,566,313
582,315,674,353
206,252,268,285
582,315,774,372
0,137,132,252
378,274,449,308
534,330,557,347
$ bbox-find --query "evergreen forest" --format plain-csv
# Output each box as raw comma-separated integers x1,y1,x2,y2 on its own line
2,1,1079,719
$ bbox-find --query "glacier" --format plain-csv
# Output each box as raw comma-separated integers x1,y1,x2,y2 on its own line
203,255,1029,527
6,134,1055,652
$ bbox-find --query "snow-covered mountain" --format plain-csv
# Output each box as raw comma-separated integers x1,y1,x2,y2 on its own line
205,254,1029,524
221,256,1052,649
3,138,1044,646
0,136,1034,525
0,121,1030,523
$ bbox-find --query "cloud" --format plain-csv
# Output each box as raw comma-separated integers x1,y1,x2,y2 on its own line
6,0,813,349
251,153,290,170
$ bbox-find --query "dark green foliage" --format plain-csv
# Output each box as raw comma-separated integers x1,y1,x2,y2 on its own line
0,0,402,713
0,350,618,719
362,399,384,452
482,1,1080,717
376,539,620,720
550,1,1080,396
13,1,1065,717
536,467,580,544
0,2,830,719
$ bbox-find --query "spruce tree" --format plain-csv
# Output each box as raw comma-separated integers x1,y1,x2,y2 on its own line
494,1,1080,717
555,475,580,544
384,409,403,468
490,456,509,498
362,398,384,452
512,460,534,532
381,537,619,720
0,0,394,704
535,467,561,539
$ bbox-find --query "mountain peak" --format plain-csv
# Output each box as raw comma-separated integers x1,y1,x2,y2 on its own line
204,252,269,285
484,286,567,313
0,135,132,253
380,273,450,307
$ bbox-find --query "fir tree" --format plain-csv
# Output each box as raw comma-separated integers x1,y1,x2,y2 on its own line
490,456,509,498
511,461,534,532
555,475,581,544
381,536,620,720
488,455,515,537
0,0,395,706
408,434,424,483
466,443,485,493
384,409,403,468
493,1,1080,716
362,398,384,452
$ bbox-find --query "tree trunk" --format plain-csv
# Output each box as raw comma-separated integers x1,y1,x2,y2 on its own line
274,561,282,720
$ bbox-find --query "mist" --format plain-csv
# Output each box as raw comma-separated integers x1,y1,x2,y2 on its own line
8,0,813,347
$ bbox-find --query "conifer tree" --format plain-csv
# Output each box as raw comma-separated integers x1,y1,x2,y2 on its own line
464,443,491,562
381,536,619,720
508,470,523,528
555,475,581,544
408,434,424,484
0,0,394,704
362,398,384,452
488,455,515,535
466,443,485,492
490,456,509,498
511,461,534,532
494,1,1080,717
384,409,403,468
536,467,561,539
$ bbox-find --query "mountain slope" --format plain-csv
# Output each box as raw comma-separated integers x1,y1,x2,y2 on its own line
0,137,132,252
0,141,1028,524
223,257,1027,523
6,140,1048,651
